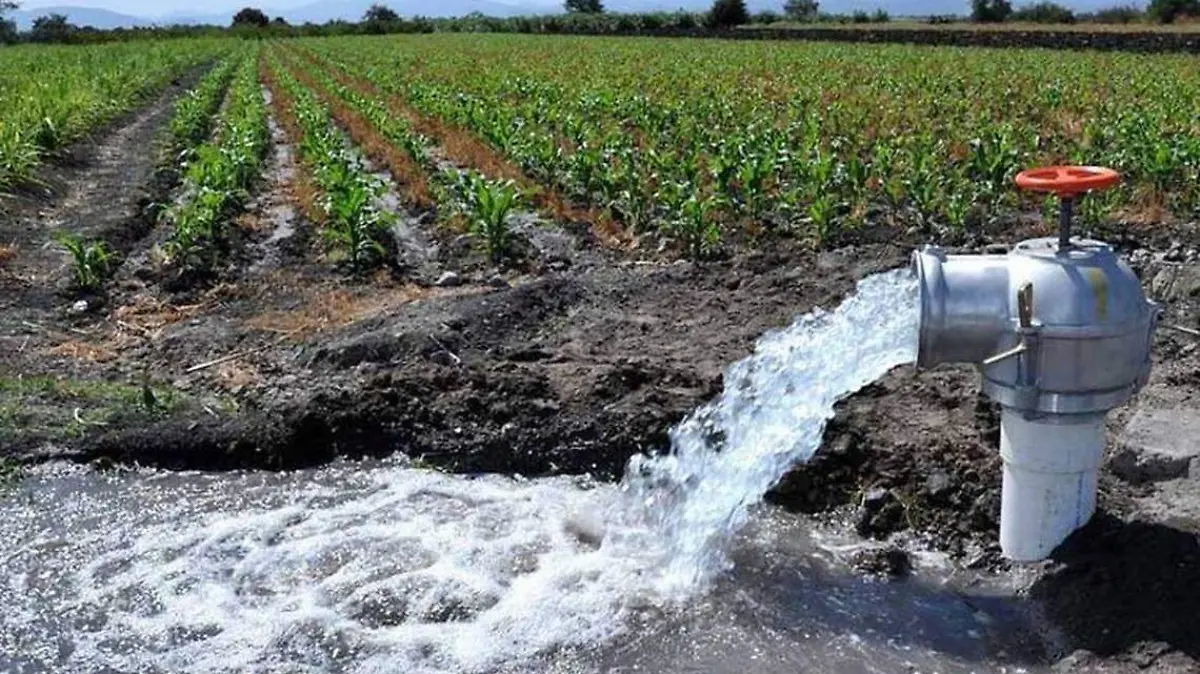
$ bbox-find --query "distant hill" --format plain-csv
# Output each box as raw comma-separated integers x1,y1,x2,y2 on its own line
10,6,153,29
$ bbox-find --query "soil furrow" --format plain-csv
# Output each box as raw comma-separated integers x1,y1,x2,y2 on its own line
294,45,631,252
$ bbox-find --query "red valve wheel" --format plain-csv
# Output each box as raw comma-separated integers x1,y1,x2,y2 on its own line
1015,166,1120,197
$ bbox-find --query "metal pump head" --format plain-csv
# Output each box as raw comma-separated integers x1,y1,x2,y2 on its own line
912,166,1158,416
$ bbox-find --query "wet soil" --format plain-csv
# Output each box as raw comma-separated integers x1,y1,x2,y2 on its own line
2,77,1200,674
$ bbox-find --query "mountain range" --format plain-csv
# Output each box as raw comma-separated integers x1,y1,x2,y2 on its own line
7,0,1146,29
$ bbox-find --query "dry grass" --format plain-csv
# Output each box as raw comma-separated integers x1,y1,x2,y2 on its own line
1119,186,1172,225
112,294,206,336
217,361,262,391
245,285,469,338
0,244,17,266
45,340,118,363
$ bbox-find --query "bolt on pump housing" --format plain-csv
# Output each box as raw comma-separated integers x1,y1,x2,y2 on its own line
911,166,1159,562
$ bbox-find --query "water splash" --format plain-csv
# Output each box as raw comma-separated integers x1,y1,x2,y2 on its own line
0,268,921,674
619,268,920,590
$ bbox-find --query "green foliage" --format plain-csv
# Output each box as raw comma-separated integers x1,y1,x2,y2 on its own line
674,195,722,259
783,0,819,21
707,0,749,27
233,7,270,27
0,39,230,192
270,54,394,271
971,0,1013,22
1082,5,1144,23
364,4,400,22
55,233,113,291
1011,2,1076,23
169,59,237,155
1148,0,1200,23
163,50,269,269
466,173,521,262
750,10,781,24
30,13,75,44
0,2,16,44
303,33,1200,252
565,0,605,13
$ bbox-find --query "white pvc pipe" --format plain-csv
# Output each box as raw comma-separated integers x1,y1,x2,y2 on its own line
998,409,1106,562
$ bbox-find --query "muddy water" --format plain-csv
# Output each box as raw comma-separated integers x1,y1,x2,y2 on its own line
0,270,1050,672
0,461,1046,674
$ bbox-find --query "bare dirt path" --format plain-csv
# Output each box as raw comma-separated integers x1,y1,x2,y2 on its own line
0,71,205,372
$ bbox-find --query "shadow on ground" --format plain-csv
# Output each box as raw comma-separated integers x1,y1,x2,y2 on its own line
1030,512,1200,662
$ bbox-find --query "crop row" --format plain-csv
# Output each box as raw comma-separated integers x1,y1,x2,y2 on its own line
279,45,530,262
0,38,235,192
265,51,395,270
302,34,1200,253
168,57,238,157
162,47,270,270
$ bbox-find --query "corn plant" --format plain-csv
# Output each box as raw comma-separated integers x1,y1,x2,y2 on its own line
162,51,269,269
298,34,1200,248
270,54,394,271
0,39,232,193
469,175,521,263
56,233,113,292
674,195,721,260
169,58,238,156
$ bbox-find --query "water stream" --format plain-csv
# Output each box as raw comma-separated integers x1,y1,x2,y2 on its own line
0,270,1051,673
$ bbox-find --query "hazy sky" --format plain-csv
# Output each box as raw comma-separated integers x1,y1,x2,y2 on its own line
18,0,300,17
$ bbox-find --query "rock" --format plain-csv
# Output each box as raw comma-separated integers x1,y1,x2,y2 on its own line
435,271,462,288
855,488,904,538
850,546,912,578
924,471,953,499
1053,649,1100,673
487,274,509,289
69,299,90,315
1150,265,1200,302
1111,407,1200,483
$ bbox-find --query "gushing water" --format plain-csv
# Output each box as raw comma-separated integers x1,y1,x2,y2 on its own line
621,268,920,588
0,270,923,674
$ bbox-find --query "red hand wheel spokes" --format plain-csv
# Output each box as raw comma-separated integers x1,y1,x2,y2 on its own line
1015,166,1120,197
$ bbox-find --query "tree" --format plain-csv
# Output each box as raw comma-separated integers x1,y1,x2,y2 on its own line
0,1,16,44
971,0,1013,21
272,16,289,25
232,7,270,28
783,0,819,21
1010,1,1075,23
1148,0,1200,23
564,0,604,13
708,0,748,27
363,3,399,22
31,13,77,43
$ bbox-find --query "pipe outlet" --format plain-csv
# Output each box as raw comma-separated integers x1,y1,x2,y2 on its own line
912,237,1160,561
911,246,1011,369
912,239,1158,415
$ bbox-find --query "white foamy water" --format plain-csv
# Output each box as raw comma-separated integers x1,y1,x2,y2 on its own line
620,268,919,588
0,269,924,674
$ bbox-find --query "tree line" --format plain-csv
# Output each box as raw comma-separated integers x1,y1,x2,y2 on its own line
1,0,1197,45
